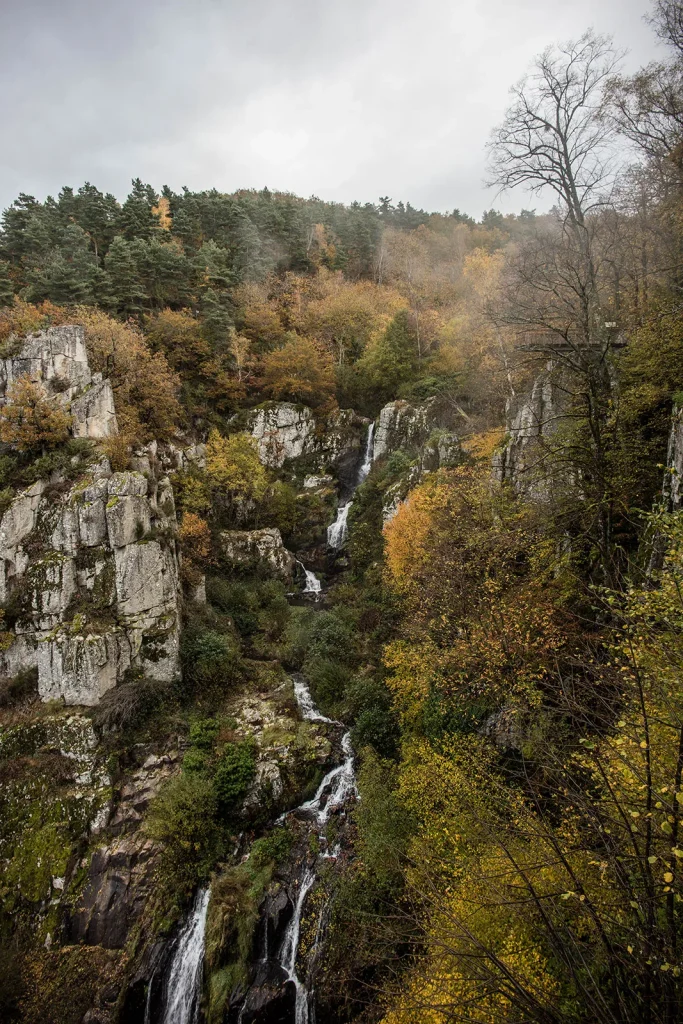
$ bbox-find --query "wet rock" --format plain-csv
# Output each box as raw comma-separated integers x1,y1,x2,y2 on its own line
237,963,295,1024
68,835,159,949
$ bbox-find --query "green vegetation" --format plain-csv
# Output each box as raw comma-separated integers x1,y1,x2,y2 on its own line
5,4,683,1024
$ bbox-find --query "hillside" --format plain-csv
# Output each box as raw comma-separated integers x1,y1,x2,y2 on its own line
3,5,683,1024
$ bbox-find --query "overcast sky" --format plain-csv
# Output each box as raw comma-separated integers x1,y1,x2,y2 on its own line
0,0,664,219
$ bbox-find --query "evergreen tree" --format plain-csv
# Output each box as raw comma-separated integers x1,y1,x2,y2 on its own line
0,261,14,307
119,178,160,241
73,183,119,258
200,287,233,346
103,235,147,314
26,224,99,305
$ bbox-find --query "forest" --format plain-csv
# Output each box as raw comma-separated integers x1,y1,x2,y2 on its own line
2,2,683,1024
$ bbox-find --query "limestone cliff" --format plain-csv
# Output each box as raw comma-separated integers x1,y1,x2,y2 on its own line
0,327,181,706
492,363,569,497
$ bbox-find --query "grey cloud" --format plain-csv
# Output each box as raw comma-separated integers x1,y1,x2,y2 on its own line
0,0,663,217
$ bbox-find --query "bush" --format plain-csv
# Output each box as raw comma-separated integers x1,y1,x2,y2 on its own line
189,717,220,750
181,625,243,691
0,376,71,452
213,741,256,812
146,772,222,890
250,827,294,869
303,658,353,715
92,675,173,733
0,666,38,707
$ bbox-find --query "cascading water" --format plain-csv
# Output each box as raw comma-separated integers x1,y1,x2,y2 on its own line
161,887,211,1024
279,867,318,1024
297,561,322,596
326,423,375,551
270,676,358,1024
326,502,352,549
357,421,375,485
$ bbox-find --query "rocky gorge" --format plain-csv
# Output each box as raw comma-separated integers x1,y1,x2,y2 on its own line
0,325,466,1024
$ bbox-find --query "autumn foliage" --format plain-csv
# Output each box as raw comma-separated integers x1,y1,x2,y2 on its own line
0,375,71,452
258,335,336,408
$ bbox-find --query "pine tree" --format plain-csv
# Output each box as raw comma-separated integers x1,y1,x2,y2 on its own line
119,178,160,241
0,261,14,307
103,235,147,314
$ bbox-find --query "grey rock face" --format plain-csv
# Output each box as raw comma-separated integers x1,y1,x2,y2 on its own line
71,378,118,439
247,403,368,479
373,400,434,461
0,329,181,706
0,326,118,440
250,403,316,467
492,364,569,497
219,527,296,580
0,460,180,704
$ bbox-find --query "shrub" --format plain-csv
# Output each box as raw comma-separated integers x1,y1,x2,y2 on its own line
250,827,294,869
303,658,353,714
92,675,173,733
181,626,243,691
146,772,222,890
0,375,71,452
0,666,38,707
213,741,256,812
189,717,220,751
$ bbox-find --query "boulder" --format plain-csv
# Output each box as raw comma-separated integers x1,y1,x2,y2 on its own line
219,528,295,580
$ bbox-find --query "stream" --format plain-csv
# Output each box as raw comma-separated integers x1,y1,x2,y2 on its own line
157,423,373,1023
327,422,374,550
273,677,358,1023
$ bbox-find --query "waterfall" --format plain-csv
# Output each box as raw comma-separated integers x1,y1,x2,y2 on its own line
292,673,334,724
326,502,352,549
357,421,375,485
326,423,375,551
270,676,358,1024
297,561,322,596
279,867,317,1024
162,887,211,1024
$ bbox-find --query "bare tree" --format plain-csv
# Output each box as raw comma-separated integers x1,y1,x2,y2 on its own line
487,32,623,232
607,2,683,174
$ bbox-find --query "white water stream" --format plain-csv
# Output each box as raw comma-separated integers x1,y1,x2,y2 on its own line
297,561,322,597
326,422,375,551
162,887,211,1024
274,675,358,1023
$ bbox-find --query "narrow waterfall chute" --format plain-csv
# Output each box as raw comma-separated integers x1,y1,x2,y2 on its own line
327,423,375,551
279,867,317,1024
326,502,351,549
162,887,211,1024
357,421,375,485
